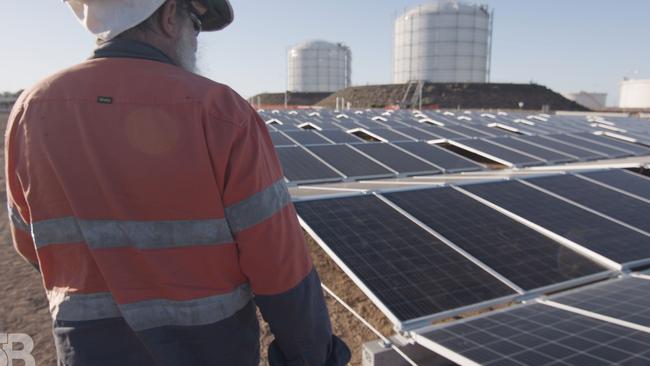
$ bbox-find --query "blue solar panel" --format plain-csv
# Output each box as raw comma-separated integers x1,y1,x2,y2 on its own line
571,133,650,156
275,146,342,184
451,139,545,167
486,137,576,164
383,187,606,291
547,134,632,158
553,277,650,327
351,143,440,176
419,303,650,365
393,141,483,173
526,174,650,233
283,130,332,145
579,170,650,200
295,195,516,325
306,144,395,179
462,180,650,265
514,136,605,161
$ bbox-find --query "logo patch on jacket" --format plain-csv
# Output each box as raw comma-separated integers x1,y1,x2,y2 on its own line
97,96,113,104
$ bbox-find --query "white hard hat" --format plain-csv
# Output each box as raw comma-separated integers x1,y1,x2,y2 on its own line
64,0,234,41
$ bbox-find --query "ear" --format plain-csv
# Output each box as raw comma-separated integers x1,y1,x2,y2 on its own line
158,0,182,38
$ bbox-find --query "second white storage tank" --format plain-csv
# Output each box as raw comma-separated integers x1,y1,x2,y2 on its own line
288,40,352,93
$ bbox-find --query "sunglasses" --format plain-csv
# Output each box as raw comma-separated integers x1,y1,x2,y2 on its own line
188,11,202,33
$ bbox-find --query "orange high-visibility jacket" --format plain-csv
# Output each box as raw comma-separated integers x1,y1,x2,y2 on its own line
5,40,347,365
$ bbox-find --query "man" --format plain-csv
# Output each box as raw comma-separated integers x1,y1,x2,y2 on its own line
5,0,350,365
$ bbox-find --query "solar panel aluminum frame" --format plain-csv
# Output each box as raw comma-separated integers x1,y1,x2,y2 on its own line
294,192,521,332
452,184,624,271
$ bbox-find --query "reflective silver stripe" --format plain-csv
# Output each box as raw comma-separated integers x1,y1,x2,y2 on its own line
47,290,122,322
120,284,252,331
225,179,291,233
33,217,83,248
8,205,30,232
32,217,234,249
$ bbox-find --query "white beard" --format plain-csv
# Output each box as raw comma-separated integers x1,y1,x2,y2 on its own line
176,23,198,73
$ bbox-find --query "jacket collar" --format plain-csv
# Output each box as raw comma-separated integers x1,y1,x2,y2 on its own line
90,38,176,66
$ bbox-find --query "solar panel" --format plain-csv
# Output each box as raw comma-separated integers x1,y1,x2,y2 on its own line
486,137,576,164
391,127,442,141
553,277,650,327
283,130,332,145
442,124,492,138
269,131,295,147
275,146,343,184
546,134,632,158
316,129,364,144
422,126,469,140
295,195,516,327
417,303,650,366
383,187,606,291
364,128,415,142
579,170,650,200
350,143,440,176
527,174,650,233
462,124,506,137
462,180,650,265
571,133,650,156
306,144,395,179
514,135,606,161
450,139,545,167
393,141,483,173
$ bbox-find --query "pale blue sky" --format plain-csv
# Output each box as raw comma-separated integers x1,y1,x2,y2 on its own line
1,1,649,106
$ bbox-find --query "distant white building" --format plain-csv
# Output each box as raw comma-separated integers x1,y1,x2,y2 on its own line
562,91,607,110
619,79,650,109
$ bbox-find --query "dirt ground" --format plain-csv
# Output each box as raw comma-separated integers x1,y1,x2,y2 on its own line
0,112,392,365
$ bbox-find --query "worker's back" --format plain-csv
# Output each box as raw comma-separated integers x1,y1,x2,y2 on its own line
6,54,349,365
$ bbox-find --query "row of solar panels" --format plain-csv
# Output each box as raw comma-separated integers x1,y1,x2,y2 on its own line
295,169,650,332
274,132,650,185
276,142,483,185
261,109,650,146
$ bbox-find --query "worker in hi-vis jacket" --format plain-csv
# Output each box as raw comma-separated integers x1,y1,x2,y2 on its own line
5,0,350,365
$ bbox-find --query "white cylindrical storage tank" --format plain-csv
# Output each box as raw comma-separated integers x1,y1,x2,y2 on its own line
619,79,650,109
393,0,492,84
287,40,352,93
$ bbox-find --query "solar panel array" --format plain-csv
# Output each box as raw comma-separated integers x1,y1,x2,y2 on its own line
260,109,650,185
296,168,650,363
